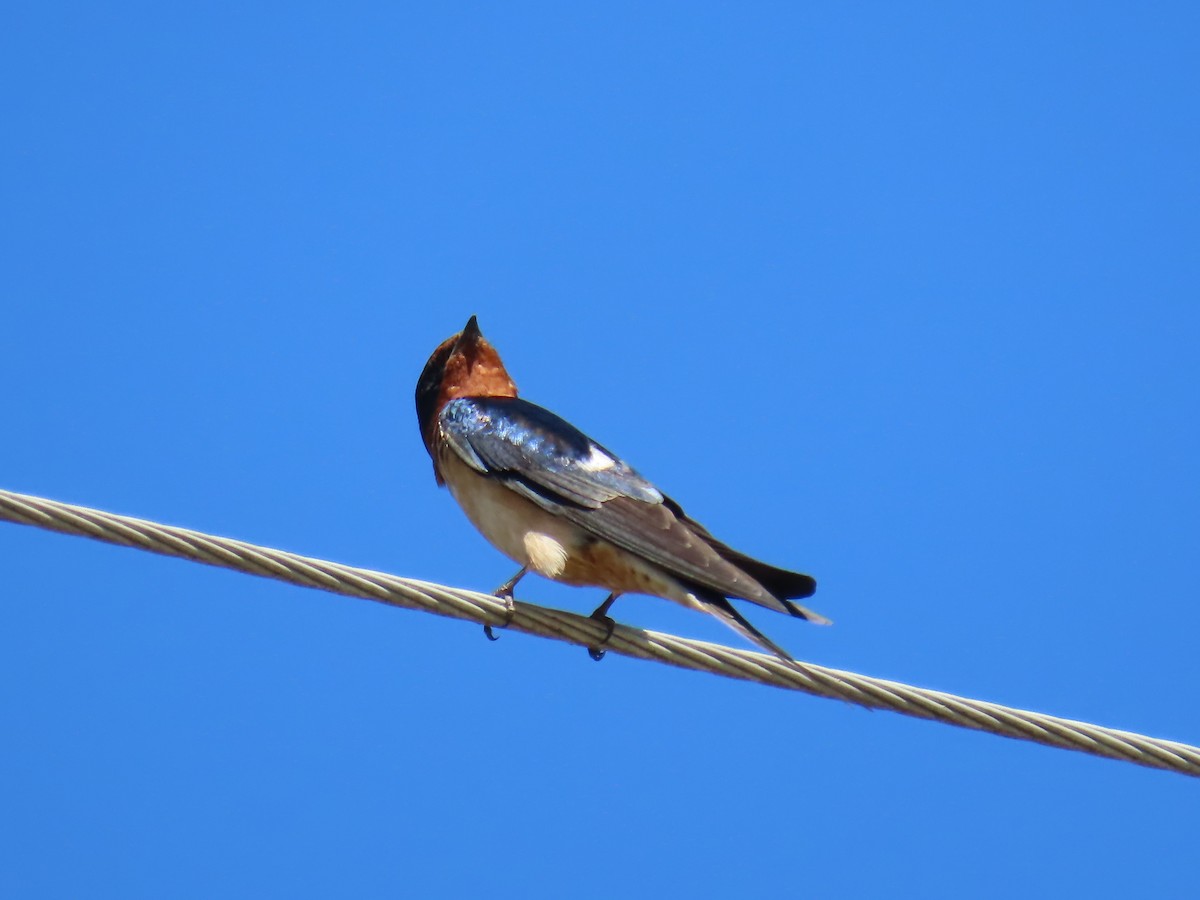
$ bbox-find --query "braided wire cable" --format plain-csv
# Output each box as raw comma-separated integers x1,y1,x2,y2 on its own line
1,487,1196,778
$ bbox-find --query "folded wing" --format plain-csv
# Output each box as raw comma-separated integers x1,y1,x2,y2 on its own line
438,396,822,620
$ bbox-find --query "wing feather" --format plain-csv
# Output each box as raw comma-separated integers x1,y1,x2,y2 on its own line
437,396,798,612
439,397,661,508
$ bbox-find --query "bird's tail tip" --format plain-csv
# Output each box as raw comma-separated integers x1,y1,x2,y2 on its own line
785,600,833,626
702,596,799,662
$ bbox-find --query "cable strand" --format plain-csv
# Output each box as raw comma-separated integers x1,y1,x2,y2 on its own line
1,487,1196,778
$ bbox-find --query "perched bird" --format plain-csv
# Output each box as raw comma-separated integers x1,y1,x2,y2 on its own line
415,315,828,660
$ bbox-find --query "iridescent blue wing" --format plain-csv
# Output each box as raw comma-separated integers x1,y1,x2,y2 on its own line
437,396,818,618
438,396,663,509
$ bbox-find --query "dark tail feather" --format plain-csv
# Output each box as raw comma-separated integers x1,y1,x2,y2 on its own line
665,499,830,625
779,598,830,625
748,562,815,601
717,548,817,599
700,594,795,661
704,540,829,625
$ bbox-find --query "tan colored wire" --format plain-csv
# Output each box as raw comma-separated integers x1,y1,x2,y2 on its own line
1,487,1196,778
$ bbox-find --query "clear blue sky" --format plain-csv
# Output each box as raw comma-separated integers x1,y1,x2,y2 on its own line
2,4,1198,897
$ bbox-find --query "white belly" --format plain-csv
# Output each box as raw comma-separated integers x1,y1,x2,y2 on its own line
438,448,583,578
435,441,706,610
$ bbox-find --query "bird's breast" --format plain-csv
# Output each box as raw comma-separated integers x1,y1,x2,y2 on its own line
437,444,582,578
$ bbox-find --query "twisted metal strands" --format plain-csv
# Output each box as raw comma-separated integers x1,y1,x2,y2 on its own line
1,487,1197,778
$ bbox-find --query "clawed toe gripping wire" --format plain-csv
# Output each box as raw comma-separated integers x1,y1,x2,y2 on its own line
585,592,620,661
484,566,525,641
1,487,1197,779
586,614,616,661
483,594,516,641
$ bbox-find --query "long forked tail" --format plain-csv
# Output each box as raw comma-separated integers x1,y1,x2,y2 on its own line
673,506,829,624
709,546,830,623
699,594,795,662
719,552,829,625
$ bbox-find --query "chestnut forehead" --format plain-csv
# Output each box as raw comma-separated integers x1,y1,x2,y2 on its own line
446,334,503,368
417,335,459,386
431,333,460,359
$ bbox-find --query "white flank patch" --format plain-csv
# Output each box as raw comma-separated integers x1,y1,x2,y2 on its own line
523,531,569,577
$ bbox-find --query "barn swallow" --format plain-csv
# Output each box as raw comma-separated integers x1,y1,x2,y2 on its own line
415,316,828,661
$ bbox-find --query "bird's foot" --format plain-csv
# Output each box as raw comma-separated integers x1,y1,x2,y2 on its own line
585,592,621,661
586,613,616,661
483,592,516,642
482,568,527,642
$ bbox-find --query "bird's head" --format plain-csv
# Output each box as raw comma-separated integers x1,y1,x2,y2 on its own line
415,315,518,456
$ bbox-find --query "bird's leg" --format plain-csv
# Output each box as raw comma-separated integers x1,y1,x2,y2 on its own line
484,566,527,641
493,567,528,599
586,592,621,661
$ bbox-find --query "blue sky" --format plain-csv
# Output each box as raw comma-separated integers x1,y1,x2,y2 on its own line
2,3,1198,897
